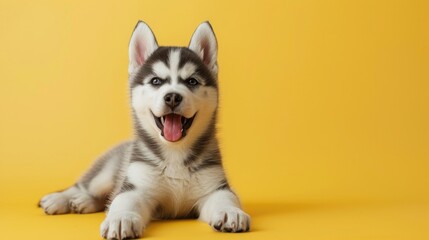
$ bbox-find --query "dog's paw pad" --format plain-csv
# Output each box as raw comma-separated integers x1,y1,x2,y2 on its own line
210,207,250,233
39,193,71,215
100,212,144,239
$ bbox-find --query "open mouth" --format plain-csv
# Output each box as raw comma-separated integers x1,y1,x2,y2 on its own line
153,112,196,142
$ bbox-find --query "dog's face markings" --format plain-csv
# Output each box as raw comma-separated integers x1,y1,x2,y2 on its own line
129,22,218,143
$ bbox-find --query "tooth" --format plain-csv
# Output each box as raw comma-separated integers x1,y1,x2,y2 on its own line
161,117,165,125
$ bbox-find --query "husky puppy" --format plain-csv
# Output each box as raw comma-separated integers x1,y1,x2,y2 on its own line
39,21,250,239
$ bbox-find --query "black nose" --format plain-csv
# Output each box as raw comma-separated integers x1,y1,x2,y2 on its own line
164,93,183,109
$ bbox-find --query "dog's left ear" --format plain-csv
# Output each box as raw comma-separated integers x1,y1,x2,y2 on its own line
189,22,218,74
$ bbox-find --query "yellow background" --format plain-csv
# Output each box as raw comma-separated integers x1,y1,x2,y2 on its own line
1,0,428,239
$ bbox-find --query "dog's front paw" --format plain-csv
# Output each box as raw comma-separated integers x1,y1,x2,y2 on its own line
100,211,144,240
210,207,250,233
39,192,70,215
69,193,104,214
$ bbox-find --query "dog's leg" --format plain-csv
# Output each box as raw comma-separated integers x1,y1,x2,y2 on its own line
39,141,131,214
100,161,156,239
198,189,251,233
100,191,153,240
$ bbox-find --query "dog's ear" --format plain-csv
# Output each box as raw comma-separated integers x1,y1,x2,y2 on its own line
129,21,158,75
189,21,218,74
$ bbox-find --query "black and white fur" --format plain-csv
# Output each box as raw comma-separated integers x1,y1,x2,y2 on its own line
39,21,251,239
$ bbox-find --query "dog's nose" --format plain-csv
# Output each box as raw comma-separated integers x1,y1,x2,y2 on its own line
164,93,183,109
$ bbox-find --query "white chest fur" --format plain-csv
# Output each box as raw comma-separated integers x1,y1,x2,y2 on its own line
161,157,191,181
155,149,197,217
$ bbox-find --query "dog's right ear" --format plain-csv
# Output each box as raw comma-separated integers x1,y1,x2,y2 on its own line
129,21,158,75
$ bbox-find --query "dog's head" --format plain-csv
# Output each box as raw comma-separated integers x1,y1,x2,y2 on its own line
128,21,218,144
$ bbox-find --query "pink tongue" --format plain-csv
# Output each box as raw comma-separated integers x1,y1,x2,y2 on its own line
164,114,183,142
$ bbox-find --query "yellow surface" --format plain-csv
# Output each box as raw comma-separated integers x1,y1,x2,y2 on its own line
0,0,428,239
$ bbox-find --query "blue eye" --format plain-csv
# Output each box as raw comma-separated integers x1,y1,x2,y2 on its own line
150,77,162,85
186,78,199,86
